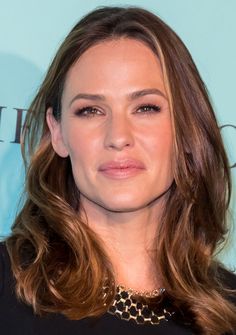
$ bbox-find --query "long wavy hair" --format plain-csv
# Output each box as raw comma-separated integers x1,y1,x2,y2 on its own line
6,6,236,334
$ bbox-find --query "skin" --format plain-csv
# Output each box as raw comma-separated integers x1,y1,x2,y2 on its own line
47,38,173,291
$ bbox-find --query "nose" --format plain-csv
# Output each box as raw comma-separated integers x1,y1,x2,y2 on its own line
104,113,134,151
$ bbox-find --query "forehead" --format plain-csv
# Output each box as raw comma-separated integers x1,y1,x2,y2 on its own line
62,38,166,102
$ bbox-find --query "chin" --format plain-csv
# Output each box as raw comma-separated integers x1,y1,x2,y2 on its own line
101,204,145,213
98,197,156,213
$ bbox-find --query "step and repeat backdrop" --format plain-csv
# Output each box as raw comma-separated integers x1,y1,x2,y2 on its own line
0,0,235,267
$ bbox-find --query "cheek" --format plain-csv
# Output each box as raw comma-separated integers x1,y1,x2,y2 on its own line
147,125,173,157
64,128,99,167
147,126,173,183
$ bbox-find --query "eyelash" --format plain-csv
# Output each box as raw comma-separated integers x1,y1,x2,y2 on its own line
74,104,161,117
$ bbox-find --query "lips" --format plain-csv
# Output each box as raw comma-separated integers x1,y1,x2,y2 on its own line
98,159,145,171
98,159,145,179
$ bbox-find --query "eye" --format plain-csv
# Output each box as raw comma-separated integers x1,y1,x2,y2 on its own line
137,104,161,114
75,106,103,117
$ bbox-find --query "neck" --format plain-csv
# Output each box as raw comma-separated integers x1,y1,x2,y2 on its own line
80,196,164,291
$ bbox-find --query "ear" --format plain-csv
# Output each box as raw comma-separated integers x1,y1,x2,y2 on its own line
46,108,69,158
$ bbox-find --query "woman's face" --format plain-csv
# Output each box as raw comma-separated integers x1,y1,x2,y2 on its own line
47,38,173,212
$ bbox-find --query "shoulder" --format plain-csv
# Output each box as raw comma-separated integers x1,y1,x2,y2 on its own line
0,241,13,296
218,266,236,288
217,265,236,305
0,242,7,294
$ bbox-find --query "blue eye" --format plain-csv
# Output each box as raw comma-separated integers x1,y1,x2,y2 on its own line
137,104,161,113
75,106,102,117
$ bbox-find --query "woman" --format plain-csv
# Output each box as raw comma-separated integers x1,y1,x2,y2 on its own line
0,6,235,335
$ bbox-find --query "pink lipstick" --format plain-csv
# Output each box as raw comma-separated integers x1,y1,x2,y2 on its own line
98,159,145,179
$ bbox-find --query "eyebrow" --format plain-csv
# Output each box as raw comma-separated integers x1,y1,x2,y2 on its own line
69,88,166,106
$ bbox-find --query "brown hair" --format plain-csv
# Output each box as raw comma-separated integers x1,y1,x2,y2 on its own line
6,6,236,334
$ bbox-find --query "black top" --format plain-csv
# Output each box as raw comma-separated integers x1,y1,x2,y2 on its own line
0,242,235,335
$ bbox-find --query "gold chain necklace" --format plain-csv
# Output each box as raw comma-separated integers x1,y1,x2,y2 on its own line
117,284,165,298
107,285,175,325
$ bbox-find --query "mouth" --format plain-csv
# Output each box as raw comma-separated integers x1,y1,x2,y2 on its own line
98,159,146,179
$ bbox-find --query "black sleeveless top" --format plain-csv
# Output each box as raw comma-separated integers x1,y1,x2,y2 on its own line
0,242,235,335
